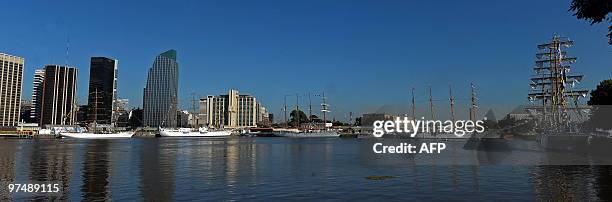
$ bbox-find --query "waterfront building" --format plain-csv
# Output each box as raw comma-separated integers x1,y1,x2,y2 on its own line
30,69,45,123
87,57,118,125
128,108,144,128
142,50,178,127
199,89,268,128
177,110,190,127
76,105,89,125
506,105,533,120
256,103,271,126
0,53,24,126
19,100,33,123
361,113,396,128
114,99,129,127
39,65,78,126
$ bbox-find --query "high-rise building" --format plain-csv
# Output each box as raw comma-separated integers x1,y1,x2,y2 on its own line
30,69,45,123
19,100,33,123
143,50,178,127
199,89,268,128
87,57,117,125
39,65,78,126
0,53,24,126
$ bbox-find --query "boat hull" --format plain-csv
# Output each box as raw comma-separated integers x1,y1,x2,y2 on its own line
61,132,134,139
273,131,340,138
159,130,231,137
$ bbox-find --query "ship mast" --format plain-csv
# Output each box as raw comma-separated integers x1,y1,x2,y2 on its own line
449,84,456,122
283,95,289,128
411,87,416,119
528,35,588,128
321,92,329,130
429,86,435,120
295,94,299,128
469,83,477,122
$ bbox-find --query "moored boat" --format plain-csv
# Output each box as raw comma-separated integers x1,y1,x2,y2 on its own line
159,127,231,137
272,129,340,138
61,131,135,139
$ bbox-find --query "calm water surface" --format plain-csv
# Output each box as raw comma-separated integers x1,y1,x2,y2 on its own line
0,137,611,201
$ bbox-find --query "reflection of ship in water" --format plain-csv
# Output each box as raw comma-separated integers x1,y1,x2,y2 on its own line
525,35,602,152
81,140,111,201
530,166,612,200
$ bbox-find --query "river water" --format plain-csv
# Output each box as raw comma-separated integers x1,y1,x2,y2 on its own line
0,137,611,201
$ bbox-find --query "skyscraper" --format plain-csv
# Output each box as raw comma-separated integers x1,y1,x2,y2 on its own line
0,53,24,126
30,69,45,123
87,57,117,125
143,50,178,127
39,65,78,126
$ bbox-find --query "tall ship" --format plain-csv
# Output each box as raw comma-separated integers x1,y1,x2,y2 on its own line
273,92,340,138
527,35,590,151
61,89,134,139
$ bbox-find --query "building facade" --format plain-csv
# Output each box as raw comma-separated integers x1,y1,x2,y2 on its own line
0,53,24,126
39,65,78,126
19,100,33,123
143,50,178,127
199,89,268,128
87,57,117,125
30,69,45,123
114,99,129,127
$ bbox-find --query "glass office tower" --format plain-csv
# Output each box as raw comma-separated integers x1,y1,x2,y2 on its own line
143,50,178,127
87,57,118,125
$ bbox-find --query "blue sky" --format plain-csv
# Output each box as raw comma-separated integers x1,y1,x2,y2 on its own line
1,0,610,122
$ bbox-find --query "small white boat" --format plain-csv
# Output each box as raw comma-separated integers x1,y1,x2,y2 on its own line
61,131,135,139
159,127,232,137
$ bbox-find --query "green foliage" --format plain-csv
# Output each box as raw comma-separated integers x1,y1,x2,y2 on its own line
588,79,612,105
569,0,612,44
288,109,309,127
587,79,612,129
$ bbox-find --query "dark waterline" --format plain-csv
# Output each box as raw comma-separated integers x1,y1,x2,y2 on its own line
0,138,611,201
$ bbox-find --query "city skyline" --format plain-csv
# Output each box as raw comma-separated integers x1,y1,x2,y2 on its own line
1,0,610,121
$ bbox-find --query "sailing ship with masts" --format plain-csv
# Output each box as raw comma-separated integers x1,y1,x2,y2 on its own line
527,35,591,150
61,89,134,139
273,92,340,137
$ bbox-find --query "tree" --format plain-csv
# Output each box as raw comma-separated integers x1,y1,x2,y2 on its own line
569,0,612,44
587,79,612,129
288,109,309,127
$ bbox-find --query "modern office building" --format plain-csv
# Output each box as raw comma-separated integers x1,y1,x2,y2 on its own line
199,89,268,128
39,65,78,126
87,57,118,125
19,100,33,123
0,53,24,126
30,69,45,123
143,50,178,127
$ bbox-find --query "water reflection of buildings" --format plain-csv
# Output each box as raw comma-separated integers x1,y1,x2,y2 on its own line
81,140,110,201
0,141,18,201
140,139,176,201
26,140,74,201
